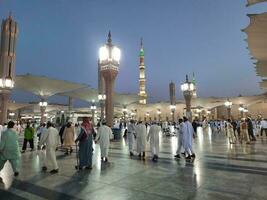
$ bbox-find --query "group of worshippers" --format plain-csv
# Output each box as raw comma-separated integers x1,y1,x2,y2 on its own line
127,117,196,161
215,118,260,144
127,120,161,161
174,117,196,160
0,117,113,181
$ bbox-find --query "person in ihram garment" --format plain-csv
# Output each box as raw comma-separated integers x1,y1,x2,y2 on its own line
182,117,196,160
40,121,60,174
127,120,136,156
95,121,113,162
135,121,147,160
147,122,161,162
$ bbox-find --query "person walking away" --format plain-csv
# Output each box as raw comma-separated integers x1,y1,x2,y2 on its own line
226,119,236,144
62,122,75,155
231,120,237,138
21,122,34,153
247,118,256,141
240,119,250,144
135,121,147,160
127,120,136,156
37,123,46,150
192,119,198,135
236,120,241,138
95,121,113,162
74,123,80,139
75,117,94,170
260,118,267,137
40,121,60,174
59,124,66,146
147,122,161,162
182,117,196,159
174,118,184,159
0,121,20,179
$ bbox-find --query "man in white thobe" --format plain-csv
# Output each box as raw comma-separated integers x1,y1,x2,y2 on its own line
127,120,136,156
174,119,184,159
40,122,59,174
182,117,195,159
95,122,113,162
147,122,161,162
135,121,147,159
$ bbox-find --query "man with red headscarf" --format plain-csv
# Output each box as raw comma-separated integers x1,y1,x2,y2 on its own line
75,117,94,170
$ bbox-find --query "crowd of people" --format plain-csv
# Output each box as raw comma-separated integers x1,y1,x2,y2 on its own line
1,115,267,182
209,117,267,144
0,117,114,180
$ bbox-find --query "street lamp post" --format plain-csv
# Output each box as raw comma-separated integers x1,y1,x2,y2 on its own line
98,94,106,121
39,100,48,124
145,112,150,122
90,100,96,126
122,106,128,123
181,75,195,121
170,105,176,122
157,109,161,122
238,105,244,118
99,31,121,127
224,98,232,120
243,108,248,118
196,108,202,121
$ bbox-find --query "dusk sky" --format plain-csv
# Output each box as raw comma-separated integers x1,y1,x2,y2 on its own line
1,0,267,104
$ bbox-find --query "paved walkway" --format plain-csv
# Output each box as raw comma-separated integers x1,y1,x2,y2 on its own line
0,128,267,200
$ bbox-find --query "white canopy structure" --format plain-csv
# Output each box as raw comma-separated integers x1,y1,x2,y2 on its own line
15,74,86,99
243,13,267,88
246,0,267,6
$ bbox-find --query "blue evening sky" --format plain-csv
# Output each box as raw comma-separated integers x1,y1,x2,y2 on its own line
0,0,267,104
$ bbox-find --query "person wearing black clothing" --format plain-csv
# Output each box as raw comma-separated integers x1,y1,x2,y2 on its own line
247,118,256,141
231,120,237,138
192,120,198,134
59,124,66,145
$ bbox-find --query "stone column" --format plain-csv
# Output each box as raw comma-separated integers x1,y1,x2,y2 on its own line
102,70,118,127
0,92,10,124
92,110,95,126
40,106,46,124
184,92,192,121
68,97,73,115
227,107,231,120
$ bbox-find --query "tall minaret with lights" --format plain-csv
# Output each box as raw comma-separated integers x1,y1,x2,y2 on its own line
139,38,147,104
0,13,18,124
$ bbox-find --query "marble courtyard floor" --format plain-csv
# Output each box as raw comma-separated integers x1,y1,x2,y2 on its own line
0,129,267,200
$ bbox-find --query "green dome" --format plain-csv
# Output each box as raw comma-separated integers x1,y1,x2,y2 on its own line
139,49,144,56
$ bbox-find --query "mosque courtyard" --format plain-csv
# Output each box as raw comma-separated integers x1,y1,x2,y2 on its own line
0,128,266,200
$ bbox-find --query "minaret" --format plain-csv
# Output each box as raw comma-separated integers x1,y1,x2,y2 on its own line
0,13,18,80
169,81,176,105
0,13,18,124
139,38,147,104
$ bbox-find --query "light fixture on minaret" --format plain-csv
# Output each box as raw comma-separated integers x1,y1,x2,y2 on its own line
139,38,147,104
0,13,18,124
192,72,197,98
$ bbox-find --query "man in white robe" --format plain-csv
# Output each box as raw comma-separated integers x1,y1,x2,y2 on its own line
147,122,161,162
135,121,147,159
95,121,113,162
174,119,184,159
182,117,195,159
127,120,136,156
40,122,59,174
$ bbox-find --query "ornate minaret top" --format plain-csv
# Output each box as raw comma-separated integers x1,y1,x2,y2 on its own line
139,38,147,104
